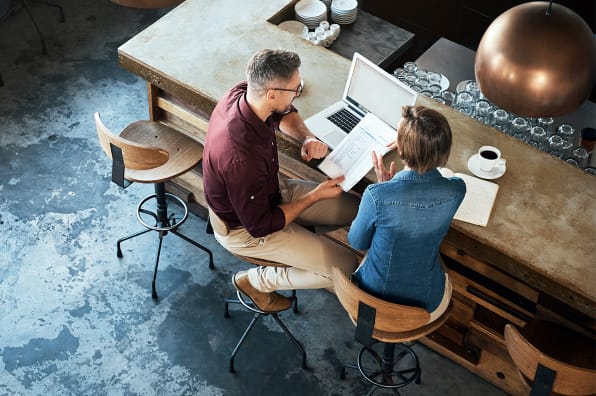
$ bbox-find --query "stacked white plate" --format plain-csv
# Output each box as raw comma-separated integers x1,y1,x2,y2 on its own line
331,0,358,25
295,0,327,30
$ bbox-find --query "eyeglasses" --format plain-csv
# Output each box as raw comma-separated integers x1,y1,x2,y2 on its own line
270,80,303,97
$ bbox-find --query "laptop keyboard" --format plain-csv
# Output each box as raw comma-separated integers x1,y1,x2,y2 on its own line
327,108,361,133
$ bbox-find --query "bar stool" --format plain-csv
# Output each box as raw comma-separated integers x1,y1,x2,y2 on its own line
332,267,452,395
94,112,214,299
504,320,596,396
224,255,306,373
205,210,305,373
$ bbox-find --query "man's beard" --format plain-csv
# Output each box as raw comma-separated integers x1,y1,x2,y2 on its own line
272,106,292,115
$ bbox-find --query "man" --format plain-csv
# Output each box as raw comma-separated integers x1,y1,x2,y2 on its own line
203,49,359,312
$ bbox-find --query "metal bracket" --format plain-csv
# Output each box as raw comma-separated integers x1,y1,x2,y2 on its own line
109,143,131,188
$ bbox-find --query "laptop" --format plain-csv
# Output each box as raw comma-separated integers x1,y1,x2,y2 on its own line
305,52,418,149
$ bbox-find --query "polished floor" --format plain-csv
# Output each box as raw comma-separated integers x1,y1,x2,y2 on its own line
0,1,509,395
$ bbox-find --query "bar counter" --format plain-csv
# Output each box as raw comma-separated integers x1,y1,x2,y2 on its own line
118,1,595,393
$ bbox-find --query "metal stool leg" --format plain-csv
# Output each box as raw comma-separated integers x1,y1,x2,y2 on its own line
116,228,152,257
229,313,261,373
171,229,214,269
151,232,165,299
271,313,307,369
30,0,65,22
117,182,214,298
20,0,46,54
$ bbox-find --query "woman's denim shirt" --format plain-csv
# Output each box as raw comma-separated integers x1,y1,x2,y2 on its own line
348,169,466,311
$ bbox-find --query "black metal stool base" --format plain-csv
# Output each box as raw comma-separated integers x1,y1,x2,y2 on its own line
224,290,306,373
340,342,420,396
116,183,214,299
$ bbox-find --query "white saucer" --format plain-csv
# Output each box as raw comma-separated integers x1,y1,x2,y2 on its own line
440,75,450,91
467,154,506,179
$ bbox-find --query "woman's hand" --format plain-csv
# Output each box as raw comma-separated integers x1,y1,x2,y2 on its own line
372,150,396,182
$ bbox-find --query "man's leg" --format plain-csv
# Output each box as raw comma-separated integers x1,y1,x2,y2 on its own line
216,224,359,291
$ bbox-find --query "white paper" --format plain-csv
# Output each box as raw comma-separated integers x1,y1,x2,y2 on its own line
438,167,499,227
318,113,395,191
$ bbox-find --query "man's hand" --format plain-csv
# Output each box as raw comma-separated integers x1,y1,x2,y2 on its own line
372,150,396,182
311,176,345,200
301,136,328,161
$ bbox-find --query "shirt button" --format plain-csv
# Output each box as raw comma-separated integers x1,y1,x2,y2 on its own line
271,142,274,146
250,195,254,199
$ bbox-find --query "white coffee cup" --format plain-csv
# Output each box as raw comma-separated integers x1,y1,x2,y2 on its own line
477,146,506,172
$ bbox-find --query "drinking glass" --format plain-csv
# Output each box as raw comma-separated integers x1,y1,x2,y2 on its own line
415,79,429,89
547,135,565,158
529,126,548,150
537,117,555,136
464,81,480,100
393,68,407,81
474,100,492,121
432,96,446,105
455,91,474,115
441,90,456,107
428,84,442,95
584,167,596,176
414,68,428,82
571,147,589,169
403,61,417,74
511,117,529,141
490,109,510,133
427,72,442,87
565,158,579,168
556,123,575,141
560,138,574,159
420,89,434,97
404,75,417,87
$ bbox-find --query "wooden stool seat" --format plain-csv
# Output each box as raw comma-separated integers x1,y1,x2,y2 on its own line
333,266,453,393
505,320,596,396
100,119,202,184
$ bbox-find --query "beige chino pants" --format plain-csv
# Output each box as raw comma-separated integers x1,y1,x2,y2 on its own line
213,178,360,292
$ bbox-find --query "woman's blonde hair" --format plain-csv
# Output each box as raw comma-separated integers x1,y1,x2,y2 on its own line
396,105,452,173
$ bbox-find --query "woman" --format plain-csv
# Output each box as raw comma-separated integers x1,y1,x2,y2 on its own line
348,105,465,320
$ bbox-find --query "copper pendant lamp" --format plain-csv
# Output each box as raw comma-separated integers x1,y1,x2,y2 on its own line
474,1,596,117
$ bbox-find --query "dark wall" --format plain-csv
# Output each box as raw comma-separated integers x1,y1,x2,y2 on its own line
360,0,595,51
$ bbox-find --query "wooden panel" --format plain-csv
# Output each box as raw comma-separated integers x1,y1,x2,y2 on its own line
448,269,529,327
441,241,539,304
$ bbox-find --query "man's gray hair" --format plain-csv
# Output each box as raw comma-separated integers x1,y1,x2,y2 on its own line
246,49,301,94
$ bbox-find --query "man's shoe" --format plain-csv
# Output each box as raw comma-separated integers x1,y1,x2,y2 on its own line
233,272,292,313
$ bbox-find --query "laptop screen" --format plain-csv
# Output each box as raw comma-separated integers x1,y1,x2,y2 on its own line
343,53,417,129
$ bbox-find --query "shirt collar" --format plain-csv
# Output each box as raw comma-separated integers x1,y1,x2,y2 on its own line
393,168,443,181
238,89,279,136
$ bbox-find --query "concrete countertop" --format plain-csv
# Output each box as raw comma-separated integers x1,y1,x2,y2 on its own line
118,0,595,315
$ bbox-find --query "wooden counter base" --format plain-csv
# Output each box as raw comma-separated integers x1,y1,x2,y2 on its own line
135,82,593,396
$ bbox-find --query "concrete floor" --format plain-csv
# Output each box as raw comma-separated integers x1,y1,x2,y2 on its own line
0,1,510,395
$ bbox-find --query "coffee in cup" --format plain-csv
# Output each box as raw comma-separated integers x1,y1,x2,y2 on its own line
477,146,505,172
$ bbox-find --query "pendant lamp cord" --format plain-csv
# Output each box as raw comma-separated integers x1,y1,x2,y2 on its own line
546,0,553,16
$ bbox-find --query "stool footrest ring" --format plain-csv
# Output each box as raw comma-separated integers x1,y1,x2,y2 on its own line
136,192,189,231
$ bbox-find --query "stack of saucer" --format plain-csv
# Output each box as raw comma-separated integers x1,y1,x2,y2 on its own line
331,0,358,25
295,0,327,30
